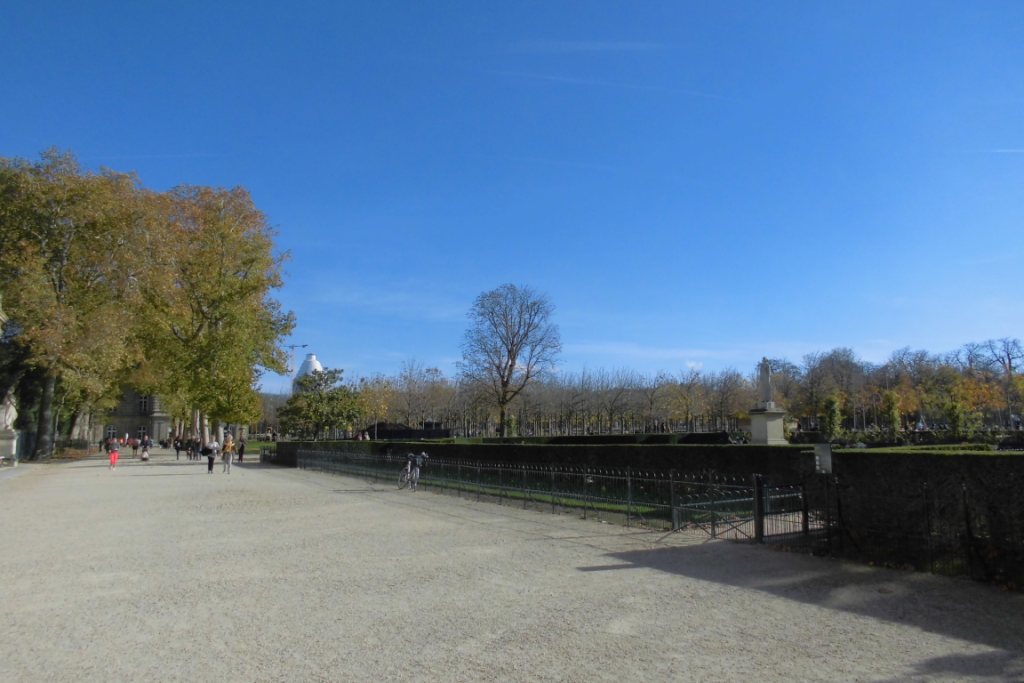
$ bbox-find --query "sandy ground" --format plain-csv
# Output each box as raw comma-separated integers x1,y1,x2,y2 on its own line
1,449,1023,683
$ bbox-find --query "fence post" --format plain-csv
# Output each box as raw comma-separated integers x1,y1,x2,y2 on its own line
476,465,481,502
583,468,589,521
498,466,504,506
522,465,527,509
923,480,932,572
551,467,556,514
753,474,765,543
670,469,679,531
801,483,809,537
834,476,844,555
626,466,633,528
961,481,974,579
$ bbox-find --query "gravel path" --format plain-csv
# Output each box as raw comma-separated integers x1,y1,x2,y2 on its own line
1,450,1023,682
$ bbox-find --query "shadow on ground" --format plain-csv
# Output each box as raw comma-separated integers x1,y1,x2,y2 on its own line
584,543,1024,659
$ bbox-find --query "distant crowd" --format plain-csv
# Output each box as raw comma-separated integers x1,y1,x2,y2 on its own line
100,433,247,474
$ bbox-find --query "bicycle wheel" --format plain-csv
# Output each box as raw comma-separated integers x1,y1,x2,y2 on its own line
397,470,410,489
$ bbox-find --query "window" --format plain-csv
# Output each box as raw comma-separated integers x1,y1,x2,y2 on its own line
105,425,117,439
138,396,149,414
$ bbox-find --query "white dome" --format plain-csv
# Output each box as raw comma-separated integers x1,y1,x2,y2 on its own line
292,353,323,392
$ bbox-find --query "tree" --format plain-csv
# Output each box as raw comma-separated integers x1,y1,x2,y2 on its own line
881,390,902,442
356,375,394,438
278,367,359,439
0,150,146,457
980,338,1023,427
821,395,843,442
459,284,561,437
136,185,293,437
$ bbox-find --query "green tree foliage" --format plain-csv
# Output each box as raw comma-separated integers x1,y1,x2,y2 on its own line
881,390,902,441
278,367,360,439
821,395,843,442
136,186,293,429
0,150,147,456
459,284,561,437
0,150,293,455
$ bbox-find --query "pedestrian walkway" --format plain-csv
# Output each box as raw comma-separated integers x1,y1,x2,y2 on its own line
1,452,1023,682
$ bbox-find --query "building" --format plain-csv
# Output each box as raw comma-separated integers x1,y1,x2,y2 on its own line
292,353,323,393
102,388,172,443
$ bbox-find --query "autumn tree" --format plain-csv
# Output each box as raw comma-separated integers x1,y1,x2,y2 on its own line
0,150,148,457
356,375,394,437
459,284,560,437
881,390,902,441
136,186,293,438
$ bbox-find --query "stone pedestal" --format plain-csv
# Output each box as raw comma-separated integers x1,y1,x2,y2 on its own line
750,404,787,445
0,429,18,465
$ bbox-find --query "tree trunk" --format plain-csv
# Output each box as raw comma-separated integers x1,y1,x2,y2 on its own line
498,403,507,437
32,372,57,460
68,409,82,440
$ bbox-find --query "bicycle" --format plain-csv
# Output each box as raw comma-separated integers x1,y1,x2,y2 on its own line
397,463,411,489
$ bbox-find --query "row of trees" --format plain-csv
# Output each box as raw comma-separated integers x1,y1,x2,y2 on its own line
0,149,293,458
264,339,1023,442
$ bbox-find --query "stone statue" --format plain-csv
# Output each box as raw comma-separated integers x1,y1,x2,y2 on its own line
757,357,773,406
0,389,16,431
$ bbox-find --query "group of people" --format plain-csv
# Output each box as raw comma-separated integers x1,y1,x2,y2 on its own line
171,435,246,467
105,433,246,473
196,433,241,474
104,435,152,469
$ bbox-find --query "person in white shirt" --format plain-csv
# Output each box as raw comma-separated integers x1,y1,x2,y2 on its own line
205,438,220,474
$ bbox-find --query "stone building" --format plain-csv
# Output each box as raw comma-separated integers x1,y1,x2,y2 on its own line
101,388,172,443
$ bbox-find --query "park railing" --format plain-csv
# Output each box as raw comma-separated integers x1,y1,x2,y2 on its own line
291,447,1023,587
295,448,825,544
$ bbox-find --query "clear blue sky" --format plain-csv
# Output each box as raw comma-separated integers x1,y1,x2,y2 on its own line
3,2,1022,392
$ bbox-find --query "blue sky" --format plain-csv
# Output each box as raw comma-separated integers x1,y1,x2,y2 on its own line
3,2,1022,392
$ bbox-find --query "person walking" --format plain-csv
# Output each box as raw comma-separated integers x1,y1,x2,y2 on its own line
174,438,182,460
406,451,428,491
237,438,246,464
205,437,219,474
107,438,119,471
221,434,235,474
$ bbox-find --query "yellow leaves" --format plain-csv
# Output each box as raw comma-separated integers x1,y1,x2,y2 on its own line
1,149,293,424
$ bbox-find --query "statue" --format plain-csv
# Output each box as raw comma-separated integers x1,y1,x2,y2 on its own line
757,357,773,406
751,356,786,445
0,389,16,431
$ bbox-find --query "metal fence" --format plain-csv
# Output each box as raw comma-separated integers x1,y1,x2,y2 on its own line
295,449,828,546
281,447,1024,586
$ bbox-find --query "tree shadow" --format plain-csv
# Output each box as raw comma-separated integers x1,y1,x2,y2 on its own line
870,651,1024,682
586,542,1024,655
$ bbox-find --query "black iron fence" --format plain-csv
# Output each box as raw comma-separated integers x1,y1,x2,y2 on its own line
295,449,828,546
274,447,1024,587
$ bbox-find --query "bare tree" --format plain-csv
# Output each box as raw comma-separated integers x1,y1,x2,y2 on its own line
459,284,561,437
980,338,1023,427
